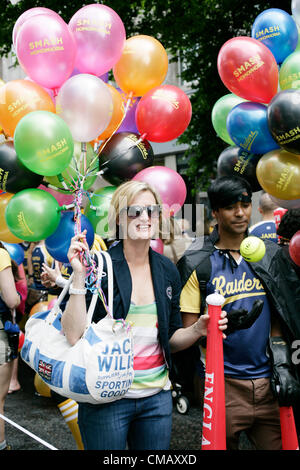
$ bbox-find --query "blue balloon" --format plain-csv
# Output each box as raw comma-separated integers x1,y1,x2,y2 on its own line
45,212,95,263
251,8,298,64
2,242,25,265
226,102,280,155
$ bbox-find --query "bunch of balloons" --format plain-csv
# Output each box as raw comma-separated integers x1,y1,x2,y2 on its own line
212,6,300,210
0,4,190,258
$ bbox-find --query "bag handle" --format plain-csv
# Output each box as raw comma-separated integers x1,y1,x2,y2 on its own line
47,250,114,326
85,250,114,326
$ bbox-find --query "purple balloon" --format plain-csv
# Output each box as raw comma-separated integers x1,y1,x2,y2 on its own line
70,68,108,83
116,88,140,134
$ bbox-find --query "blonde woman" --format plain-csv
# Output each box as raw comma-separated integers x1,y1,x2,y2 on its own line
62,180,227,450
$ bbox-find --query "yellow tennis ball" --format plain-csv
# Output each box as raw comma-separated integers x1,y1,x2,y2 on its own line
240,236,266,262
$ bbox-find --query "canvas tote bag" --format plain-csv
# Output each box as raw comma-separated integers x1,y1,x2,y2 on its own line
21,250,134,404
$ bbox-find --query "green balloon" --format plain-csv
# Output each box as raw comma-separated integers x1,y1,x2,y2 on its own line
5,188,61,242
84,186,117,238
14,110,74,177
45,141,98,191
211,94,246,145
279,51,300,90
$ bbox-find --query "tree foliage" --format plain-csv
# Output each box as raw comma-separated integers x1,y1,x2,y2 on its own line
0,0,289,192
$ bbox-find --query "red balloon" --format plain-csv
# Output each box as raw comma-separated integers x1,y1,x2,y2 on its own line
289,230,300,266
217,37,278,103
132,166,187,216
150,239,164,254
136,85,192,142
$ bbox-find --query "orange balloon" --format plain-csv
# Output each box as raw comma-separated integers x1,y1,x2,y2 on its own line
0,192,23,242
256,149,300,199
96,84,125,141
0,79,55,137
113,35,168,97
29,301,49,317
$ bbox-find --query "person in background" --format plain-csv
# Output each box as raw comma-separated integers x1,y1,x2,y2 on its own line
249,192,278,243
60,180,227,450
0,242,21,450
163,217,193,264
26,241,53,312
7,262,27,395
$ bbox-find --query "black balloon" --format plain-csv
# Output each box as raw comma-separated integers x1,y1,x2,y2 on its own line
267,89,300,155
98,132,154,186
217,146,262,192
0,141,43,193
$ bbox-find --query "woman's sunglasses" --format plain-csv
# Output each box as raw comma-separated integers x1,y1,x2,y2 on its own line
122,205,161,219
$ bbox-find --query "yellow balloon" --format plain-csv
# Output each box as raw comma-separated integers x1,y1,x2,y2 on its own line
113,35,168,97
256,149,300,199
0,192,23,242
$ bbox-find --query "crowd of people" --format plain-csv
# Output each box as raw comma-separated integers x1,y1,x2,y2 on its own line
0,176,300,451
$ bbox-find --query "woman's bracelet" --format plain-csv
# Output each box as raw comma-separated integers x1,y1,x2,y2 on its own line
69,283,87,295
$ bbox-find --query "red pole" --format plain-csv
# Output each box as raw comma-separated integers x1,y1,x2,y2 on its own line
201,292,226,450
280,406,299,450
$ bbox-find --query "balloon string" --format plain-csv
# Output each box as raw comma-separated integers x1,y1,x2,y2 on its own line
85,91,133,177
97,91,133,158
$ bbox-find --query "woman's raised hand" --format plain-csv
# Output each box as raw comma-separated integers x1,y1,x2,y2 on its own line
67,230,89,275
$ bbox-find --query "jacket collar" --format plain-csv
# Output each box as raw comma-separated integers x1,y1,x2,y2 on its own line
108,241,165,317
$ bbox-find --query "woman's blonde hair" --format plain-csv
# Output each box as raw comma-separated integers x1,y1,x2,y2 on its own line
108,180,162,239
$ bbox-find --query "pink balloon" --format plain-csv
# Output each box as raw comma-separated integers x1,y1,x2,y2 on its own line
16,14,77,90
68,4,126,76
132,166,187,216
150,239,164,254
38,184,74,207
13,7,62,48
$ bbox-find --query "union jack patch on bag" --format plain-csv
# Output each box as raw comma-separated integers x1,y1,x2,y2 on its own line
38,360,52,381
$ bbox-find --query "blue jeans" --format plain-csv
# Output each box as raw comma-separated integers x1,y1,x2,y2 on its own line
78,390,172,450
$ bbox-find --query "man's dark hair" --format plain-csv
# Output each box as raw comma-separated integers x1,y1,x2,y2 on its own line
207,176,252,211
277,208,300,241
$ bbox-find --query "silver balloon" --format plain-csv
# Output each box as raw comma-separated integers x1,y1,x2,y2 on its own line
56,73,113,142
